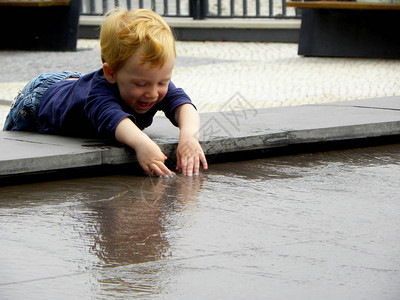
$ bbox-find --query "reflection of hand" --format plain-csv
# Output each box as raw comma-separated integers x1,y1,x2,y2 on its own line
140,175,170,205
176,136,208,176
175,174,208,204
140,173,208,209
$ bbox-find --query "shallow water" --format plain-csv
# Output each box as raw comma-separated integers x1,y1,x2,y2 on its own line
1,144,400,299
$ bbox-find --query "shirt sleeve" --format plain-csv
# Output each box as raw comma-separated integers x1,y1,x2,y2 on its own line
160,81,196,127
84,76,135,138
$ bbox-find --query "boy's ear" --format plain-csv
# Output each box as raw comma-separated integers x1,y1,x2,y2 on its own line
103,63,117,84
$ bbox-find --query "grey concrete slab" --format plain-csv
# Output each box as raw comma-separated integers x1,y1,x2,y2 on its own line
1,96,400,178
0,132,103,176
146,96,400,152
326,96,400,110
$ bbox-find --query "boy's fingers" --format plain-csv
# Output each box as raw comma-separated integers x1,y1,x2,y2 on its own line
186,157,194,176
190,157,195,175
180,157,188,175
140,160,172,177
193,156,200,175
149,163,162,176
178,154,207,176
175,153,181,171
176,149,208,175
152,161,173,177
200,153,208,170
140,163,153,176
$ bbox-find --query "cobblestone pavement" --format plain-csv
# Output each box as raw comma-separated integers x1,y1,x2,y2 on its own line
1,39,400,128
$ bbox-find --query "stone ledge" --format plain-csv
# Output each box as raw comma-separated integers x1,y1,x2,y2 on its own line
1,96,399,178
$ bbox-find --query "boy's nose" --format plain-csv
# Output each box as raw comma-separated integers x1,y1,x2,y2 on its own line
145,85,158,98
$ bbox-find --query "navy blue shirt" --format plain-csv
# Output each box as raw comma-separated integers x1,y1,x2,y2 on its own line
38,69,193,138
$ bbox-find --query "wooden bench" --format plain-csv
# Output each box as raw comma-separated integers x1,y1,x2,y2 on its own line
286,0,400,59
0,0,80,51
0,0,71,7
287,0,400,10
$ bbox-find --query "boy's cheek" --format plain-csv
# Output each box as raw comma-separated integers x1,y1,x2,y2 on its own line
159,89,168,100
123,90,141,103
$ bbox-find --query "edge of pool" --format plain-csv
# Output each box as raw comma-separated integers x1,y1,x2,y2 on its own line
1,96,400,182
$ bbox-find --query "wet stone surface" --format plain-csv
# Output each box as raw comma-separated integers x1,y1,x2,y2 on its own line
1,144,400,299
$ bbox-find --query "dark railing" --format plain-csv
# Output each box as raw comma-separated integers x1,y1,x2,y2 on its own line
81,0,300,19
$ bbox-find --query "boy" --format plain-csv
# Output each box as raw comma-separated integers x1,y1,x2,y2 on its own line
3,8,208,177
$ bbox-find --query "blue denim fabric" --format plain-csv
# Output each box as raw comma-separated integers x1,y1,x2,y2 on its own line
3,71,84,131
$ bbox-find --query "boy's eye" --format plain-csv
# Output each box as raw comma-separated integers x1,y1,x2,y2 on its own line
134,82,146,87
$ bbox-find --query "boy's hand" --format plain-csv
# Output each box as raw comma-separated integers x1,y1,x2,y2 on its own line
115,117,173,177
174,104,208,176
176,136,208,176
135,139,173,177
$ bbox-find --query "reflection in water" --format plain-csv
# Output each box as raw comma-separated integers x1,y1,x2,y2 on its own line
0,174,207,298
88,175,207,266
82,175,208,296
0,144,400,299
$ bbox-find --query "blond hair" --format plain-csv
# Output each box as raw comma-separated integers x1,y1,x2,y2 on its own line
100,8,176,72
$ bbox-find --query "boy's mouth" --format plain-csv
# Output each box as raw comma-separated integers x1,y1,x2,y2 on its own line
136,101,156,111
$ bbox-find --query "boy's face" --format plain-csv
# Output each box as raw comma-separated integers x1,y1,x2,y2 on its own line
104,54,174,114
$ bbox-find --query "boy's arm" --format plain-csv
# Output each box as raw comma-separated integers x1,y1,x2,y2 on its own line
175,104,208,176
115,117,173,177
